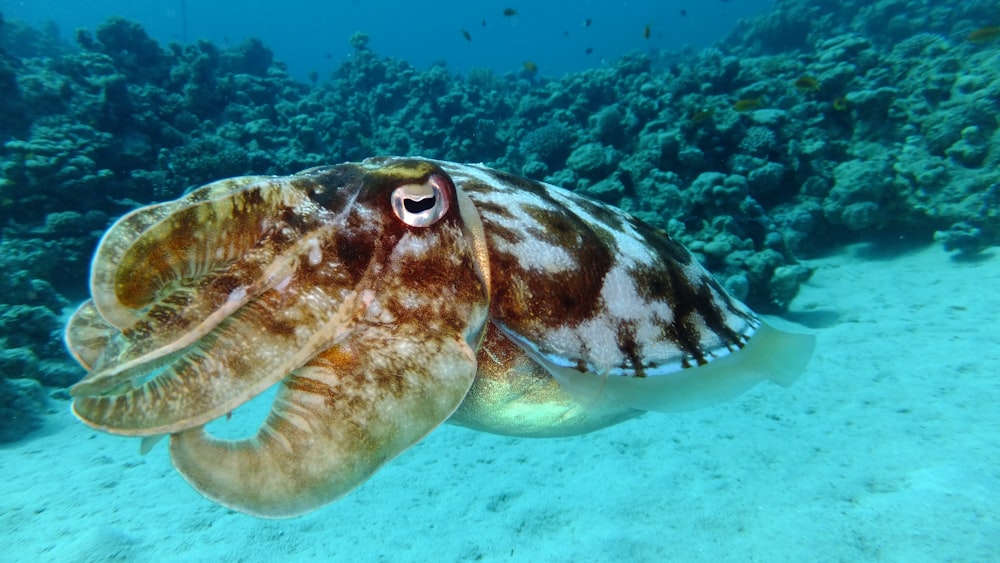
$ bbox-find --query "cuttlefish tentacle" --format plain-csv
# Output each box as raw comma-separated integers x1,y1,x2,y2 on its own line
90,176,281,329
69,171,366,434
71,281,362,435
64,300,116,371
170,327,479,518
66,165,382,435
168,162,491,517
70,159,492,516
74,174,339,397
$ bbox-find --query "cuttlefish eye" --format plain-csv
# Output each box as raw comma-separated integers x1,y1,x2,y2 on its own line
390,174,451,227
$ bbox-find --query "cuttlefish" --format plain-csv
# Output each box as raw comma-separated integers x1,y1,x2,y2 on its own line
65,157,814,518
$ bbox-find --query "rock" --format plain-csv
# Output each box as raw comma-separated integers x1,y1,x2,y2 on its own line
945,126,988,167
934,222,985,255
747,161,786,198
521,160,548,179
677,146,706,170
841,201,880,231
703,237,734,260
724,274,750,302
566,142,617,180
589,104,630,148
0,378,46,443
769,264,812,309
823,158,896,231
0,347,39,379
37,361,85,388
579,175,625,204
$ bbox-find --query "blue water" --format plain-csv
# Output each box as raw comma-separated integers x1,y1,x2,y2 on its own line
3,0,773,79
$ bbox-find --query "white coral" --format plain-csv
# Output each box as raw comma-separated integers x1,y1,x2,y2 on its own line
739,126,776,155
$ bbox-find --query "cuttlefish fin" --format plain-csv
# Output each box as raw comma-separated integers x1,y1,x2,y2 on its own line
545,320,815,413
169,328,478,518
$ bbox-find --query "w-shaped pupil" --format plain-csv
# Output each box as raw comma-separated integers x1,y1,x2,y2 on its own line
404,197,436,214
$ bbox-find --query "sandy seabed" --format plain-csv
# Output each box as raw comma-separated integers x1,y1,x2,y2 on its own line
2,242,998,562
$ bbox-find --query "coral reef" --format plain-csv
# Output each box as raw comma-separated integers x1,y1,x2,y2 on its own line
1,0,998,441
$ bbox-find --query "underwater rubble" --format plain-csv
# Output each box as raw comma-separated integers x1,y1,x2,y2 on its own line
1,0,998,440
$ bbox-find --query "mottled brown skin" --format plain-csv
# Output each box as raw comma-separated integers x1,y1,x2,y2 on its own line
446,162,759,376
65,157,807,518
67,160,490,517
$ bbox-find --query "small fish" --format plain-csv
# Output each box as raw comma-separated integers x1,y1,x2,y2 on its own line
794,75,820,92
643,22,652,39
503,8,517,17
733,96,764,112
585,47,593,55
522,61,538,74
967,26,1000,43
681,9,687,16
461,29,471,42
691,108,715,123
482,19,487,27
832,97,850,111
583,18,592,27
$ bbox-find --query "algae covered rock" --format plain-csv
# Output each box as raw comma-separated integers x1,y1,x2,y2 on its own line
567,142,617,180
0,377,46,443
823,158,899,231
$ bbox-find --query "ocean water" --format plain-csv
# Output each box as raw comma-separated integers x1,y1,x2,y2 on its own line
2,0,1000,561
2,0,773,78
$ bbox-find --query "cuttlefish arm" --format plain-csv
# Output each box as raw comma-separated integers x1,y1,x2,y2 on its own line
67,159,491,518
170,323,479,518
68,172,364,435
